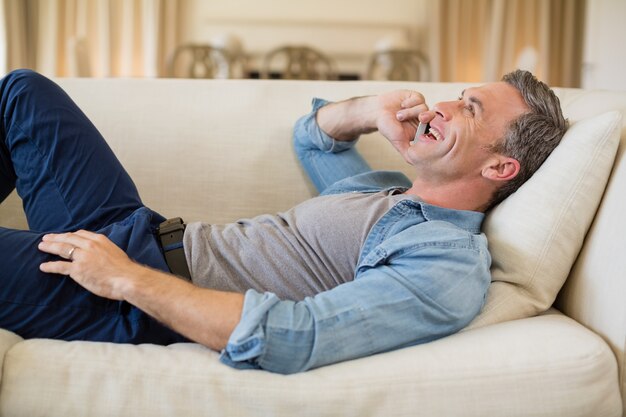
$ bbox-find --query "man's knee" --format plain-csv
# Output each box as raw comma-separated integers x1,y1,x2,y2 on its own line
1,69,49,98
3,68,40,82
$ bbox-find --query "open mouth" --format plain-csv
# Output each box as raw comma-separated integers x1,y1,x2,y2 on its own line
412,123,444,144
425,127,444,141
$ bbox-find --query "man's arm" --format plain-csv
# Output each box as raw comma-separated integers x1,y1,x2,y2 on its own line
37,216,489,376
220,234,491,374
293,91,428,193
39,230,242,351
119,266,243,350
315,96,379,141
316,90,427,147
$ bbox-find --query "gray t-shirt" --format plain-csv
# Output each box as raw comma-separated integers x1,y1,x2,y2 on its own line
183,189,417,300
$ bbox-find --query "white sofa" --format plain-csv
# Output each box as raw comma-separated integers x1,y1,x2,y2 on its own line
0,77,624,417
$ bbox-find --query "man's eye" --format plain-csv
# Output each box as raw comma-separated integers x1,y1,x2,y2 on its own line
458,95,475,116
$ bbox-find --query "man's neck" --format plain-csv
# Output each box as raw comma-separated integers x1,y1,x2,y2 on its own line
404,178,492,213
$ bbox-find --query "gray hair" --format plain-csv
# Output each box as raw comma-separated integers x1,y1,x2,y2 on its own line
486,70,568,210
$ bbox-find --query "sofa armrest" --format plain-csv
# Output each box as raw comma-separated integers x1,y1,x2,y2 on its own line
554,88,626,416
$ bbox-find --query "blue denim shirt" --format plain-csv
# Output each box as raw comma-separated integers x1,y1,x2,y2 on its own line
220,98,491,374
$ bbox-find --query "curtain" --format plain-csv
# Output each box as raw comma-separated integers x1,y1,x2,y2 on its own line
0,0,182,77
429,0,586,87
0,0,30,74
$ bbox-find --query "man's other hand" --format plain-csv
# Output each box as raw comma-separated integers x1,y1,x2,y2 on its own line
38,230,141,300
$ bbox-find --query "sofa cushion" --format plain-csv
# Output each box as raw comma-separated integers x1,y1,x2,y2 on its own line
467,111,622,329
0,329,22,387
0,313,619,417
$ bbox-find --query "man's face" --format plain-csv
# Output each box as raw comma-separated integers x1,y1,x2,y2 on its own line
407,81,529,184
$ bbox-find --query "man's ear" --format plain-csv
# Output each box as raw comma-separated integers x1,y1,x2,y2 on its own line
481,156,520,182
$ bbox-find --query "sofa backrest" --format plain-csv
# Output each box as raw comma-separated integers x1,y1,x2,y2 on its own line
0,78,624,412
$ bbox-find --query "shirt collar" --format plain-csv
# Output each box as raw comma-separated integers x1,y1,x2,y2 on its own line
418,201,485,234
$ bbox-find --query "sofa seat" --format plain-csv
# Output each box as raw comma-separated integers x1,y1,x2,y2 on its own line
0,311,619,417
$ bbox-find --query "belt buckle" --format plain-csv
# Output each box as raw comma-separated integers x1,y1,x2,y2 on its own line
158,217,185,241
157,217,191,280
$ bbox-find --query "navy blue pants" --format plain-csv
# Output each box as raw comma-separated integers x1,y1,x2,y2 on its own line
0,69,186,344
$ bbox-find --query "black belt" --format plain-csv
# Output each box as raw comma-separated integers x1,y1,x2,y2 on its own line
157,217,192,280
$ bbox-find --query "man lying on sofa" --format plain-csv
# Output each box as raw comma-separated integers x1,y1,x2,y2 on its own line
0,69,567,374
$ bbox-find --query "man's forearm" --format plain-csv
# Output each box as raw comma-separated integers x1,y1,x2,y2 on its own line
120,265,244,351
316,96,379,141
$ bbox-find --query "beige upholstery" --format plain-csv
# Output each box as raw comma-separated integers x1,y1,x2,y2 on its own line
0,78,624,416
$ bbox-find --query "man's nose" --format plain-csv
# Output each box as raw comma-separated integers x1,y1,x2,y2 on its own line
431,100,457,122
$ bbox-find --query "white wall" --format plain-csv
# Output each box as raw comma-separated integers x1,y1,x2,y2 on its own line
582,0,626,91
183,0,428,26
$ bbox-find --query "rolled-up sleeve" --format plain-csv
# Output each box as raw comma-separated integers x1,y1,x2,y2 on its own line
293,98,372,193
219,241,490,374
